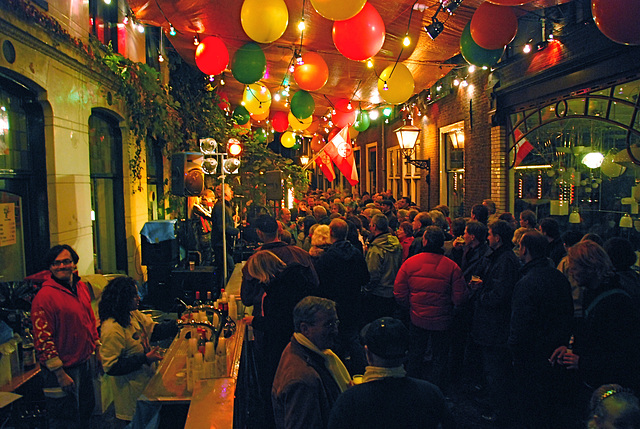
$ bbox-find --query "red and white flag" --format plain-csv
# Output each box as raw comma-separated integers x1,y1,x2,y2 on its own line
513,129,534,167
317,151,336,182
323,126,359,186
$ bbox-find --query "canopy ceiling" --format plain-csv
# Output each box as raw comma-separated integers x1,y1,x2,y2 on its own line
128,0,572,119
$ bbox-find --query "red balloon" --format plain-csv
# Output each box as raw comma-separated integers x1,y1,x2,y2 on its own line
195,36,229,76
332,99,357,128
327,127,340,141
294,52,329,92
272,111,289,133
487,0,533,4
470,3,517,50
217,92,230,111
592,0,640,45
310,134,326,152
332,3,385,61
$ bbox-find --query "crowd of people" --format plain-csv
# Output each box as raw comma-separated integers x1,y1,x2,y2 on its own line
27,186,640,429
238,188,640,429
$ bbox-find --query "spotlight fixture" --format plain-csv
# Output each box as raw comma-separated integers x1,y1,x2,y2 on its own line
424,18,444,40
442,0,462,14
169,24,176,36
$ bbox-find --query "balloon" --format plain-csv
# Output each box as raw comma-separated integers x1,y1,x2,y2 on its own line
232,43,267,84
592,0,640,45
251,109,270,122
332,99,357,128
272,111,289,133
233,105,251,125
305,117,320,136
310,134,326,152
288,112,313,131
348,126,359,140
241,0,289,43
353,110,370,132
290,90,315,119
281,131,296,148
460,22,505,67
254,128,268,143
217,92,230,111
487,0,533,4
309,0,365,20
378,63,414,105
243,83,271,115
234,120,251,135
294,52,329,91
470,3,517,50
195,36,229,76
332,3,385,61
327,127,340,141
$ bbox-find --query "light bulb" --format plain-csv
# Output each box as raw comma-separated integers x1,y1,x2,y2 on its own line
403,35,411,47
193,35,200,46
468,65,476,73
169,25,176,36
137,23,145,33
298,20,306,32
453,78,460,86
523,44,532,54
367,59,374,68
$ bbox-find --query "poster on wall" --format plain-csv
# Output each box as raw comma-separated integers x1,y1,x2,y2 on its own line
0,203,16,247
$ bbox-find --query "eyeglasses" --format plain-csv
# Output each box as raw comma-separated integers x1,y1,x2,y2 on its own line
51,259,73,267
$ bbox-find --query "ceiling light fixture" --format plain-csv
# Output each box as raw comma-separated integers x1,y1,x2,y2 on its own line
424,18,444,40
442,0,462,14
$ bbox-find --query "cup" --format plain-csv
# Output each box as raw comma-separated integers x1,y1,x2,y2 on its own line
189,261,195,271
352,375,363,385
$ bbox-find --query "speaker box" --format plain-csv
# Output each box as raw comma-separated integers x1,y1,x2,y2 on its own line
171,152,205,196
264,170,283,200
141,237,178,266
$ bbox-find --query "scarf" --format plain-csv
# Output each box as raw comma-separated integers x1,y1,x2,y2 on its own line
362,365,407,383
293,333,351,392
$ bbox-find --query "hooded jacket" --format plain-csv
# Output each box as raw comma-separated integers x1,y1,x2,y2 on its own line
364,233,403,298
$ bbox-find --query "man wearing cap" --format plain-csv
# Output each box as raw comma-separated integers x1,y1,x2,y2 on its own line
328,317,455,429
380,200,398,231
272,297,351,429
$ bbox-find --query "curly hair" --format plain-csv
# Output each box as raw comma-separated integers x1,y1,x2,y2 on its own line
99,277,138,328
568,240,615,288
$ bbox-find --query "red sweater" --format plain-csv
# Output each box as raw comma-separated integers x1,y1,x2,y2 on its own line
394,251,468,331
31,274,99,370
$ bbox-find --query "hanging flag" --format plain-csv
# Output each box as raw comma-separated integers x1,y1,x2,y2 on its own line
317,151,336,182
323,126,359,186
513,129,534,167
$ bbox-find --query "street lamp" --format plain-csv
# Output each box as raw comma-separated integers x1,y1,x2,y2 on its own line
394,122,431,209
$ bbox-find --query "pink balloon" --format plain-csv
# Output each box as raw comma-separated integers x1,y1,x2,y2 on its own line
332,99,357,128
470,3,518,50
592,0,640,45
332,3,385,61
272,111,289,133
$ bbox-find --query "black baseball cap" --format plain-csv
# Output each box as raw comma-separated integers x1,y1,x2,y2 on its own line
255,215,278,234
361,317,410,359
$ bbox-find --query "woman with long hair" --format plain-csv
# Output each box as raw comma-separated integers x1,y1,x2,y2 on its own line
99,277,166,426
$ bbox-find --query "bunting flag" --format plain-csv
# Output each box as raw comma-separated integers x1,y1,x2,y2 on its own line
323,126,359,186
513,129,535,167
317,151,336,182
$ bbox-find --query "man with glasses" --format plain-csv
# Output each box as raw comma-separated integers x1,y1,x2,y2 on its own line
272,296,351,429
31,244,100,429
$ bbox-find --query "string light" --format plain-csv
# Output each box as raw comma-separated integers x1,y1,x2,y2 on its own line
193,34,200,45
209,75,215,82
123,16,129,24
169,24,176,36
468,65,476,73
383,82,389,91
523,43,532,54
367,59,374,68
220,76,225,85
158,53,164,62
298,19,306,32
453,78,460,86
403,35,411,47
136,23,145,33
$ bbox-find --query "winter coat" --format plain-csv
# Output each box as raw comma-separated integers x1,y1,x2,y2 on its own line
394,250,468,331
364,233,403,298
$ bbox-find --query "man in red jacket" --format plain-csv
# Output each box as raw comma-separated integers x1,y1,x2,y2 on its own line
31,244,100,429
394,226,467,391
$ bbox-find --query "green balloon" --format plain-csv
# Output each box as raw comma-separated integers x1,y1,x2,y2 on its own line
290,90,315,119
460,22,504,67
232,105,250,125
231,42,267,84
354,111,370,132
254,127,268,143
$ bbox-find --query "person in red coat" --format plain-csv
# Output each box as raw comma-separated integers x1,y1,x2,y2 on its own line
394,226,468,391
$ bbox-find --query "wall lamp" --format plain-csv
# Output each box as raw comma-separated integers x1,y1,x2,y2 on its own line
394,122,432,208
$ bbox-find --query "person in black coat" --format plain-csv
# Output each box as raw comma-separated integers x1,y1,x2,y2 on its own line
509,231,574,428
314,218,370,373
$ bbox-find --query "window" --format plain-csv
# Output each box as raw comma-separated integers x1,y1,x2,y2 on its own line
89,111,127,274
387,146,401,199
440,123,465,218
89,0,118,51
366,143,377,194
146,141,164,220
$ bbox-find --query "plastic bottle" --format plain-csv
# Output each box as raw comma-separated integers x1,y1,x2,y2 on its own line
22,328,36,370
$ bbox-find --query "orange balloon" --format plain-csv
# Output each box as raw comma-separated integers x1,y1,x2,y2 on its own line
234,120,251,135
311,134,326,152
304,117,320,136
294,52,329,91
251,109,270,121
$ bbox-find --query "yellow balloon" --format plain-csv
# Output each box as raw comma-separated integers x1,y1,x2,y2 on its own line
288,112,312,131
243,83,272,116
281,131,296,148
377,63,415,105
241,0,289,43
348,126,359,140
310,0,366,20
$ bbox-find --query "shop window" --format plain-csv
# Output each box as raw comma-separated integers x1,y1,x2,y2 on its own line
146,141,164,220
441,125,465,218
89,111,127,274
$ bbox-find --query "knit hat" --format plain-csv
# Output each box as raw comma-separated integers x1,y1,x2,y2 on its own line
361,317,409,359
255,215,278,234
